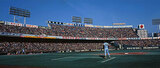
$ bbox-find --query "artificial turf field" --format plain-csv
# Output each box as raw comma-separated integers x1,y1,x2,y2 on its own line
0,49,160,68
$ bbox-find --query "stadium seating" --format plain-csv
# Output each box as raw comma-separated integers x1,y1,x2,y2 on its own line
50,24,138,38
0,42,104,54
0,24,138,38
0,23,159,54
115,39,160,47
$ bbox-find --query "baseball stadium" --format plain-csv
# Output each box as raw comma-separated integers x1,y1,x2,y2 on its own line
0,0,160,68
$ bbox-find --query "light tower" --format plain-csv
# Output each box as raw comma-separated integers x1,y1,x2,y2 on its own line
9,6,30,24
152,19,160,33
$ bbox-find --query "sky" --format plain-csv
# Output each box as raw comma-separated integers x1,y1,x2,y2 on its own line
0,0,160,33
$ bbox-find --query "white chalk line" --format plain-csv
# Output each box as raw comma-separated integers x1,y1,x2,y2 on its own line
100,57,116,63
51,57,102,60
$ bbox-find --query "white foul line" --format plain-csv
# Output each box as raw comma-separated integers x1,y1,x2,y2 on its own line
51,57,101,60
100,57,116,63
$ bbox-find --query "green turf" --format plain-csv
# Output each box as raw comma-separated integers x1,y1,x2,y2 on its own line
0,50,160,68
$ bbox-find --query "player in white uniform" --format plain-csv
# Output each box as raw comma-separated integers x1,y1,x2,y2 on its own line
104,42,111,59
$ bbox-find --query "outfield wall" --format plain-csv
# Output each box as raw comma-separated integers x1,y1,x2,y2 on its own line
125,47,159,50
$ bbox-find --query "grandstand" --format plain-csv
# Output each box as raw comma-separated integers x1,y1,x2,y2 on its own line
0,21,160,55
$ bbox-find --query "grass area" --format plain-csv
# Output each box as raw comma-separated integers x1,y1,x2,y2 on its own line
0,50,160,68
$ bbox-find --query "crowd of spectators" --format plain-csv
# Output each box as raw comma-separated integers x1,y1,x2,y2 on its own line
115,39,160,47
50,24,138,38
0,23,160,55
0,24,138,38
0,42,105,54
0,39,159,54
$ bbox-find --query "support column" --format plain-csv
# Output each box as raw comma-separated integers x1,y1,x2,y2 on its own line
14,15,16,23
24,17,26,24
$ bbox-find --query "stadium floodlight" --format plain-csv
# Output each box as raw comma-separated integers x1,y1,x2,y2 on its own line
152,19,160,25
9,6,30,24
84,18,93,24
9,7,30,17
152,19,160,32
72,16,82,23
